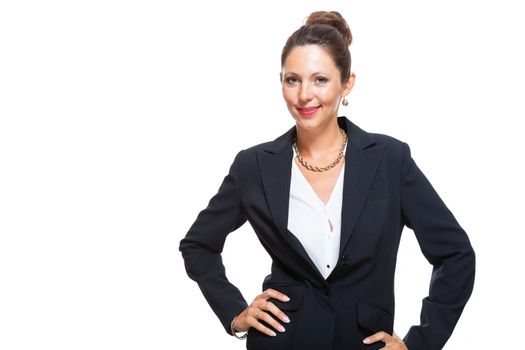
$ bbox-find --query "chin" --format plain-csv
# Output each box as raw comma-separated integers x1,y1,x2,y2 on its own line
293,112,329,129
294,117,322,132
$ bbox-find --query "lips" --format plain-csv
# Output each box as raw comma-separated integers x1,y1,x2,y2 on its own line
297,105,320,117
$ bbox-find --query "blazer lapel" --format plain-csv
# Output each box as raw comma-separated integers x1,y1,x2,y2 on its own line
256,126,322,277
256,128,293,237
338,117,386,255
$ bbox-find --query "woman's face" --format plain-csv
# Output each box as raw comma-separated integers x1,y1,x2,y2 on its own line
281,44,354,131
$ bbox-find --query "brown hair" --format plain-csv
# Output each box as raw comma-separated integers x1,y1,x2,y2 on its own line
281,11,353,82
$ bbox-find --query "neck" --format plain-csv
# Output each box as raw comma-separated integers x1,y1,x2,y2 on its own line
295,118,344,159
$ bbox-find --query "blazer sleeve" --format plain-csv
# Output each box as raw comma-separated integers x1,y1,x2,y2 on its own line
400,143,475,350
179,150,249,335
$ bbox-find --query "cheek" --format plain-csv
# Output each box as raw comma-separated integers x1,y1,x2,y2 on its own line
318,89,340,106
282,88,296,105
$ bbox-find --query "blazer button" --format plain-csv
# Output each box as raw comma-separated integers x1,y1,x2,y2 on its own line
341,255,351,265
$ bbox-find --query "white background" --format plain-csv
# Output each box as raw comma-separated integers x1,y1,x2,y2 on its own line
1,1,523,349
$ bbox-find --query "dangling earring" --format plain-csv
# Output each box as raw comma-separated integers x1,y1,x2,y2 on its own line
342,96,349,106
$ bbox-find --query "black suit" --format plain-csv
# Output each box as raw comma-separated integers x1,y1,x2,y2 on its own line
179,117,475,350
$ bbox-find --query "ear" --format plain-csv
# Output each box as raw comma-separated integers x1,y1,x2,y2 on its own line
342,72,356,96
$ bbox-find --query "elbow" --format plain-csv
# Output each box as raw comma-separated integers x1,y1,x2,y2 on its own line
179,238,222,281
455,230,476,281
462,238,476,276
179,237,190,255
467,242,476,283
456,240,476,302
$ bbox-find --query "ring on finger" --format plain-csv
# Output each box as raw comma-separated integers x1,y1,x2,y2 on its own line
255,309,261,320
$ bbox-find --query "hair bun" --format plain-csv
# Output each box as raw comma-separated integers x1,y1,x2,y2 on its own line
305,11,352,46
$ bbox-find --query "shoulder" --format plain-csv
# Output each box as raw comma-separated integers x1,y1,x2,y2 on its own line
235,125,295,160
368,132,410,153
232,140,284,173
229,140,282,170
367,131,411,165
369,132,405,147
360,132,416,182
340,117,409,156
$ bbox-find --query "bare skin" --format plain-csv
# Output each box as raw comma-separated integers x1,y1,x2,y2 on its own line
294,152,345,206
232,288,291,337
233,45,408,349
364,331,409,350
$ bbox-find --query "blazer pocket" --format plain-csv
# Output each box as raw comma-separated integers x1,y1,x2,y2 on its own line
265,284,304,311
357,299,393,334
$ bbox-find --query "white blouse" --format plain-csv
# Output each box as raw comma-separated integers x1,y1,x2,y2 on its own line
287,143,347,279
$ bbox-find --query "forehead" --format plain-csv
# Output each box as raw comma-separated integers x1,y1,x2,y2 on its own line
282,45,338,75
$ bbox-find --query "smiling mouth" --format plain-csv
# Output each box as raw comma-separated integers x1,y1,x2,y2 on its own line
297,105,321,116
297,106,320,111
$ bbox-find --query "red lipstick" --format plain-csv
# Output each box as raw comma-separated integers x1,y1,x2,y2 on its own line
297,106,320,117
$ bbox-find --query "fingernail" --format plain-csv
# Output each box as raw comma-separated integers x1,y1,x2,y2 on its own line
278,325,286,332
270,330,277,337
282,295,290,301
363,338,370,344
282,315,290,323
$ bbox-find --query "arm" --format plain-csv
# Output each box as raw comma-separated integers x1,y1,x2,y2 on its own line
179,150,249,335
401,143,475,350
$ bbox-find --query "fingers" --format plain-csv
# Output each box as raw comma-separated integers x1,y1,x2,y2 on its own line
244,306,284,337
248,309,279,337
257,310,285,334
363,331,408,349
264,301,291,324
363,331,389,345
256,288,291,324
241,288,291,337
260,301,289,329
261,288,290,302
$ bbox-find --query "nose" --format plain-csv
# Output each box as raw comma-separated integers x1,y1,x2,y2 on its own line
298,81,314,103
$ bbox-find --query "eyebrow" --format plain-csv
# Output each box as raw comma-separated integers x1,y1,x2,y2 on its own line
283,71,329,77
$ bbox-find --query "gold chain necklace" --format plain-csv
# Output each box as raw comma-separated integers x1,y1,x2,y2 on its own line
293,128,348,172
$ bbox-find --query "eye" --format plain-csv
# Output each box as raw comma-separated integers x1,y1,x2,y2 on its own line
284,76,299,85
315,76,328,84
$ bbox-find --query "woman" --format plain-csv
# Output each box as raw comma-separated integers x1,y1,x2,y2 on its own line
179,11,475,350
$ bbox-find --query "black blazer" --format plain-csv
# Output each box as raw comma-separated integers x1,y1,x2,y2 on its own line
179,117,475,350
